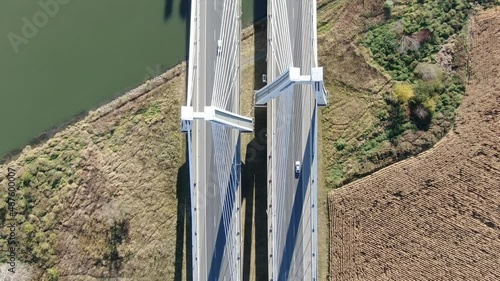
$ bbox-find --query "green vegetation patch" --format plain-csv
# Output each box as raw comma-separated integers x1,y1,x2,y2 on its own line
359,0,479,135
0,135,86,273
362,0,472,81
323,0,500,188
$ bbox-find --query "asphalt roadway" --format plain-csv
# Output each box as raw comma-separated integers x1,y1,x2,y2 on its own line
192,0,242,280
267,0,318,280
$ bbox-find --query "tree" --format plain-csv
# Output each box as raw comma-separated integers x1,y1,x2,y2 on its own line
394,83,414,103
410,103,432,129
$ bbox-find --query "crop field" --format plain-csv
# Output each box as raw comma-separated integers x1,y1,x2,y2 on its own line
329,8,500,281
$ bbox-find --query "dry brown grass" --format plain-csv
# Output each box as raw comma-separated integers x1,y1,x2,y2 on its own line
329,8,500,281
317,0,401,190
0,65,187,280
316,1,392,279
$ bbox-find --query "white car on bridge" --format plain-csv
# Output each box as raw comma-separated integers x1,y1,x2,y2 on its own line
217,40,222,56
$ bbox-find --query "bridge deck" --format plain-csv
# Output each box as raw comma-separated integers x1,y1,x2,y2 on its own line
188,0,243,280
266,0,320,280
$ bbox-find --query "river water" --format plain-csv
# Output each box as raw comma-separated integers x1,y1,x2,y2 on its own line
0,0,265,158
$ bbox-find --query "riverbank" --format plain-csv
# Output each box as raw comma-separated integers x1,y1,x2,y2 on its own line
1,17,266,165
0,51,189,281
0,19,267,279
0,62,187,165
0,0,267,159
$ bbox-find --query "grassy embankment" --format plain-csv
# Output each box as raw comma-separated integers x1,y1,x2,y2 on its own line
0,65,187,280
318,0,498,190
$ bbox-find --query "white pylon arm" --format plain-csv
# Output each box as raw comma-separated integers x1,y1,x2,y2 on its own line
311,68,328,107
255,68,294,106
255,67,328,106
181,106,254,132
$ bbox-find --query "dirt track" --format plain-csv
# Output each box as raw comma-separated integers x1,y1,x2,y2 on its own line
329,8,500,281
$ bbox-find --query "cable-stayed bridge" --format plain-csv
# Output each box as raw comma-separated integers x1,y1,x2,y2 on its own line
181,0,326,280
256,0,327,280
181,0,253,280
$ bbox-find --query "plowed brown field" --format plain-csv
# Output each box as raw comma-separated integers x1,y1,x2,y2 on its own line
329,8,500,281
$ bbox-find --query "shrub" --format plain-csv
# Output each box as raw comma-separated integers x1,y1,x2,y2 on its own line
0,201,6,225
22,222,35,234
20,171,34,187
413,79,445,103
414,63,443,81
376,109,389,121
362,0,474,81
387,103,407,139
384,1,394,19
46,268,59,281
413,104,429,120
331,164,346,184
394,83,415,103
41,212,57,228
424,97,438,113
335,139,347,151
410,103,432,129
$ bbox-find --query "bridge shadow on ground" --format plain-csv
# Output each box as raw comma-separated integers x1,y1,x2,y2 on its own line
251,0,268,26
164,0,191,63
173,0,192,277
241,105,268,281
174,156,193,281
164,0,173,20
164,0,190,21
241,16,268,281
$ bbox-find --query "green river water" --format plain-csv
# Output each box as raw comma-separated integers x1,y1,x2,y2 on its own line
0,0,265,158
